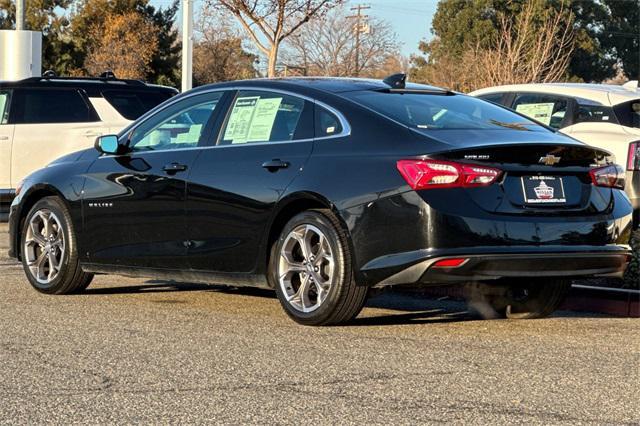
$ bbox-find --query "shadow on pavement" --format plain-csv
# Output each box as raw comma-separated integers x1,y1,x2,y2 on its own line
82,280,614,323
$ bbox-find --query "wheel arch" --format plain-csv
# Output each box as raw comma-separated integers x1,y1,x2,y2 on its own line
12,184,71,261
260,191,358,284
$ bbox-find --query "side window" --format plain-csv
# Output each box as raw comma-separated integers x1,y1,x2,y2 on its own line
478,92,506,106
12,88,98,124
512,93,569,129
102,90,175,120
0,91,10,124
315,106,343,137
575,103,617,125
219,91,312,145
129,92,223,152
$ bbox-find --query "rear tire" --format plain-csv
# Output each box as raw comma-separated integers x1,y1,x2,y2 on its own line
270,209,368,326
21,197,94,294
467,279,571,320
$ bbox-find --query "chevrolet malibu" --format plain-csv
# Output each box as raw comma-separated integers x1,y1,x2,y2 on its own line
7,75,634,325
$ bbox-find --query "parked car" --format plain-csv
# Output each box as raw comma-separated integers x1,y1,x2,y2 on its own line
0,72,178,220
470,82,640,231
7,75,634,325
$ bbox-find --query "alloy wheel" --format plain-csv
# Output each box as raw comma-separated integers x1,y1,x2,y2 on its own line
278,224,335,313
24,209,65,285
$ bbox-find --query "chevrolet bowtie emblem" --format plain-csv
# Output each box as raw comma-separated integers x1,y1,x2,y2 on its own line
539,154,561,166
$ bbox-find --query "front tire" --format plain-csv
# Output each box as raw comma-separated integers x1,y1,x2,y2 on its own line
21,197,94,294
270,209,367,326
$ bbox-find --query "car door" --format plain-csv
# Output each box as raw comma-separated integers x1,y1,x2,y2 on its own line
9,88,103,187
186,89,314,273
81,91,227,269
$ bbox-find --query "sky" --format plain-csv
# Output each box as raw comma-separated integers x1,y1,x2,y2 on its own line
353,0,437,57
152,0,437,58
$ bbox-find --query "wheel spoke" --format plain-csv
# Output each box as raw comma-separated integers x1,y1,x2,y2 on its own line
42,212,52,239
289,273,312,310
314,235,331,265
27,233,46,247
280,251,305,276
36,251,47,281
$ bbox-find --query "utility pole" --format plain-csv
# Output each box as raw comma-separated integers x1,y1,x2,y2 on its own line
181,0,193,92
15,0,25,30
347,4,370,77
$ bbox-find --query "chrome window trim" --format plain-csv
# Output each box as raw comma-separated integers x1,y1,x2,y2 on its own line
116,85,352,149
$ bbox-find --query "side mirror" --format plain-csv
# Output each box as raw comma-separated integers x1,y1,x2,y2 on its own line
95,135,124,155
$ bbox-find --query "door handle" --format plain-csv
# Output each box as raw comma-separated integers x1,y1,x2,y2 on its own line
84,131,103,137
262,159,290,172
0,136,8,141
162,162,188,174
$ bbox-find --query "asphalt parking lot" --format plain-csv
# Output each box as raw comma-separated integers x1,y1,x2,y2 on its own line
0,223,639,424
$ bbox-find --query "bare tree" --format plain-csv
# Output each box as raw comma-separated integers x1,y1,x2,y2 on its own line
283,5,401,77
212,0,343,77
193,7,258,85
412,1,576,92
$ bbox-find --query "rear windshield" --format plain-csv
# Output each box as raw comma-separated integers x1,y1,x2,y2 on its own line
102,90,175,120
345,91,548,131
613,100,640,128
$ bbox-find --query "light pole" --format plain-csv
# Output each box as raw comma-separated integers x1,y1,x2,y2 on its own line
16,0,25,30
181,0,193,92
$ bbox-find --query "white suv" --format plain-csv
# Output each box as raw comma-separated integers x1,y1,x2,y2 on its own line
0,74,177,219
471,82,640,229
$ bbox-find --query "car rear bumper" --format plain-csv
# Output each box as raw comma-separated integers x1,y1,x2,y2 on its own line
360,246,632,287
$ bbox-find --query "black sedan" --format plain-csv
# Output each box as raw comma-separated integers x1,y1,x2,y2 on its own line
7,75,634,325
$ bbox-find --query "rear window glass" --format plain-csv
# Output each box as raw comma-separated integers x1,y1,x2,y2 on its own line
613,100,640,128
575,104,617,125
103,90,174,120
346,91,546,131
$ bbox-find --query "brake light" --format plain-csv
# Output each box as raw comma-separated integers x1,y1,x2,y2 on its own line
627,142,640,171
589,164,625,189
396,160,502,190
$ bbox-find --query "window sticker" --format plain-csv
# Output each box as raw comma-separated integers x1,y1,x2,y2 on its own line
246,97,282,142
515,103,555,125
224,97,259,144
223,96,283,144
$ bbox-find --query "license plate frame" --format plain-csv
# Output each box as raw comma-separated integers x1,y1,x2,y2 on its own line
521,175,567,204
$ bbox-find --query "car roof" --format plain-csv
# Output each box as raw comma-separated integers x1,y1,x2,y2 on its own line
0,76,178,96
190,77,447,97
470,82,640,106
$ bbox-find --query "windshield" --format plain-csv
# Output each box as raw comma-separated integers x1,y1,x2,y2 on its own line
345,91,548,131
613,100,640,128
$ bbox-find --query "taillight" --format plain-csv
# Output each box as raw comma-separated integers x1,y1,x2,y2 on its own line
396,159,502,190
589,164,625,189
627,142,640,171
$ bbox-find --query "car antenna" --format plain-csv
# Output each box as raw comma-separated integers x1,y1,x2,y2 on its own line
383,73,406,89
99,70,117,80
